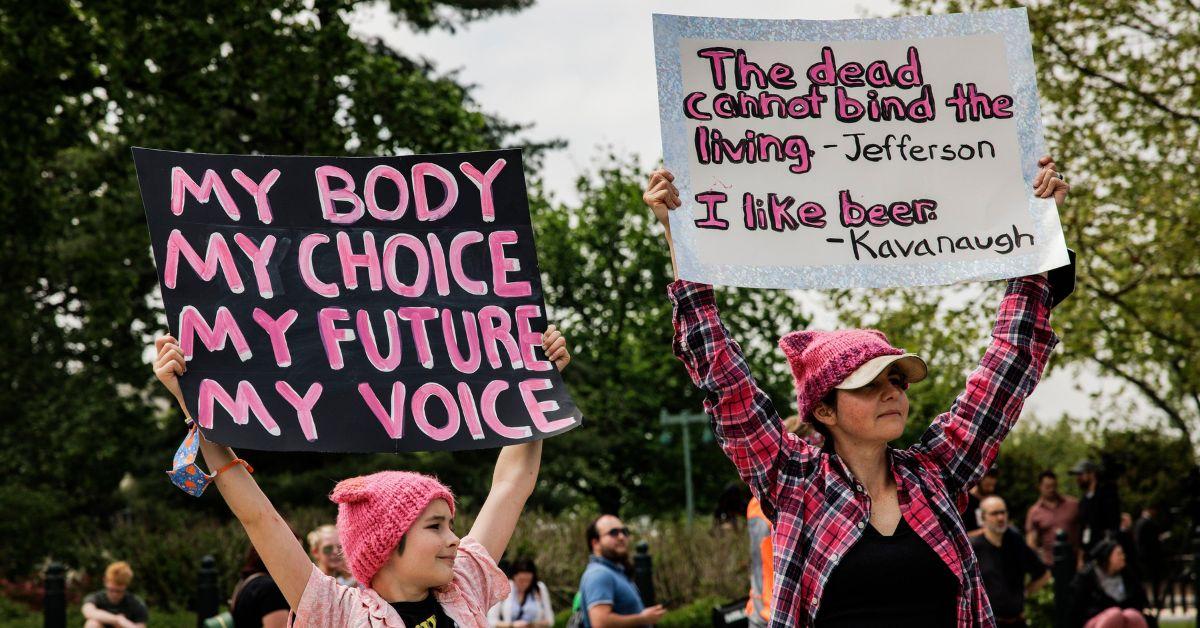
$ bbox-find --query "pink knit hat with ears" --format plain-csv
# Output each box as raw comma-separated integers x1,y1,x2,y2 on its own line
778,329,927,423
330,471,456,587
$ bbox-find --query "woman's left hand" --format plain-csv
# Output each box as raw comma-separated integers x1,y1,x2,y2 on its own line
542,324,570,371
1034,155,1069,208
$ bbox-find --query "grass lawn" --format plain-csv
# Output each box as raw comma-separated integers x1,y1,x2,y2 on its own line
0,606,205,628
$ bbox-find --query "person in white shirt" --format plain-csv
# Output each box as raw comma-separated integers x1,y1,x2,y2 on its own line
489,558,553,627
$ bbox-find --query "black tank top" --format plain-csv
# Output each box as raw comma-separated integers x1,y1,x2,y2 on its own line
815,516,959,627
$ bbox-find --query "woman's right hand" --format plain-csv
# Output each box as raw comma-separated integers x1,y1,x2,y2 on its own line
154,334,187,409
642,168,682,233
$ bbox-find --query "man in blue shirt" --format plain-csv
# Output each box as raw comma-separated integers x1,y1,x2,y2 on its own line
578,514,665,627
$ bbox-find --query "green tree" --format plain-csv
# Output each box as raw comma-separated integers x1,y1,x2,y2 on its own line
0,0,535,577
529,155,812,514
882,0,1200,445
996,417,1196,540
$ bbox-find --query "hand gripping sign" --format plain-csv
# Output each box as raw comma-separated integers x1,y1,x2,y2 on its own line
135,148,582,453
653,9,1069,288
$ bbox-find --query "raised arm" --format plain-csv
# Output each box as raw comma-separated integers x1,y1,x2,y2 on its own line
914,156,1069,494
645,169,814,516
468,325,570,561
153,335,313,608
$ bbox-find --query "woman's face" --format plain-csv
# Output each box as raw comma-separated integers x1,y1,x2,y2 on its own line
375,499,459,589
313,532,344,572
1107,545,1126,574
819,366,910,445
512,570,534,593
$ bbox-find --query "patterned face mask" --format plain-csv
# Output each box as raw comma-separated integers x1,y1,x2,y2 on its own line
166,423,252,497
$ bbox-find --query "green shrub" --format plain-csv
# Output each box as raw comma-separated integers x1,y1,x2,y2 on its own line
0,605,199,628
553,607,575,626
1025,582,1055,627
0,594,31,621
658,595,723,627
0,486,71,576
68,502,337,610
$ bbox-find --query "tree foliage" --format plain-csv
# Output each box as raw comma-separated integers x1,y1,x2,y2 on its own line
0,0,532,577
883,0,1200,442
0,1,808,578
529,156,812,514
998,417,1199,552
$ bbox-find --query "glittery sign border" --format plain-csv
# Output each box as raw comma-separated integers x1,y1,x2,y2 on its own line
652,9,1069,289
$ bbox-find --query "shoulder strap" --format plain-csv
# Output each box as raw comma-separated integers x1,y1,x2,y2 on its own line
229,572,267,612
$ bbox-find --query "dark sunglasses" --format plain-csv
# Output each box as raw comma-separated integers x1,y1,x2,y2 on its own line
320,544,342,555
604,527,631,539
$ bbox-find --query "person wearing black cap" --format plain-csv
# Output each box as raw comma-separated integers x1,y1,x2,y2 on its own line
1070,460,1121,551
1069,538,1149,628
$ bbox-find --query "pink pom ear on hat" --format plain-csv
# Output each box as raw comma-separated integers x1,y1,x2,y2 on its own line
330,471,455,587
779,328,924,425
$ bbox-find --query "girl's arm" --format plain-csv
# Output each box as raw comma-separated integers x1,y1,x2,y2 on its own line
154,335,314,607
468,326,570,561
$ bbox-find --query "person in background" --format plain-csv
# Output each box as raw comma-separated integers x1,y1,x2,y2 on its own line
1071,460,1120,551
231,544,291,628
307,524,357,587
714,482,752,530
578,514,665,628
82,561,149,628
1133,506,1167,610
963,466,1000,536
1026,469,1081,566
1114,512,1142,588
745,415,810,628
970,496,1049,627
488,557,553,627
1070,539,1149,628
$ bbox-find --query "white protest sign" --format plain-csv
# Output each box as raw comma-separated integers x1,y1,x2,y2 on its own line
653,9,1068,288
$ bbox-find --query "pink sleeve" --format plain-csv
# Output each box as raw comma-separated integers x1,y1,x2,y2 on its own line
453,536,511,610
290,565,360,628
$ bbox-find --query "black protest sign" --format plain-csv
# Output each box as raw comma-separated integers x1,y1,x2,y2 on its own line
134,148,582,452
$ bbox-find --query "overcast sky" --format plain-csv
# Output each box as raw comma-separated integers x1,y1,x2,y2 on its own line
350,0,1151,430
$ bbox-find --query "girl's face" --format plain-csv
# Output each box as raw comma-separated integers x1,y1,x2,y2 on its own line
818,366,910,445
375,499,459,590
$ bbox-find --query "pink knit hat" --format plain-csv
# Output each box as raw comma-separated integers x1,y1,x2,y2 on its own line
330,471,456,586
778,329,927,423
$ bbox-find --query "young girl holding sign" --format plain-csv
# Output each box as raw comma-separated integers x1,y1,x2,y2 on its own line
152,326,570,627
644,158,1071,627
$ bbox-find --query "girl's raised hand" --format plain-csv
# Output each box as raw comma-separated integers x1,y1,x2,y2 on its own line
153,334,186,407
542,324,570,372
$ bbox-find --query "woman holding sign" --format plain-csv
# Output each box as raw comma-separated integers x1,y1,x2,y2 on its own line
644,158,1071,627
152,326,570,628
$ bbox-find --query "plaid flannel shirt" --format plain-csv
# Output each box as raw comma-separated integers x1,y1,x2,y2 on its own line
670,276,1059,628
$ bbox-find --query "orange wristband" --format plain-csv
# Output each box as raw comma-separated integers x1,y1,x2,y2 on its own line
214,458,253,476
